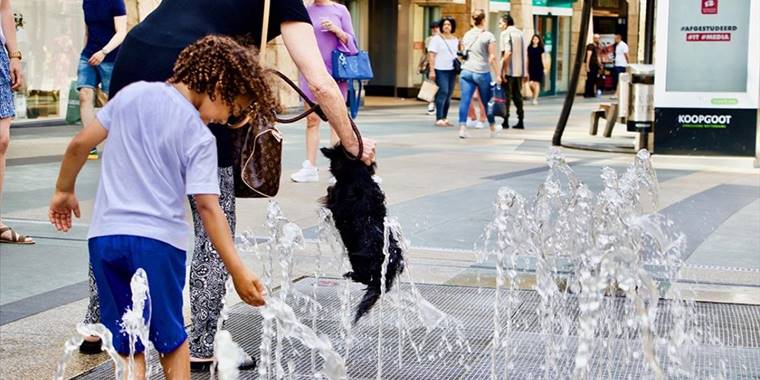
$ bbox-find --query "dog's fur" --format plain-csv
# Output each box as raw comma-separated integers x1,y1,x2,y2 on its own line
321,144,405,323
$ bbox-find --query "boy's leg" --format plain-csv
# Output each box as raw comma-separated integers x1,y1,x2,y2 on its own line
158,340,190,380
121,352,146,380
188,167,235,361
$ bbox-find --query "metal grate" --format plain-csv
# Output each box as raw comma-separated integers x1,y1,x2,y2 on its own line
75,278,760,379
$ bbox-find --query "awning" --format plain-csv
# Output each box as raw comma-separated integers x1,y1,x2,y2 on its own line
490,0,511,12
532,0,574,16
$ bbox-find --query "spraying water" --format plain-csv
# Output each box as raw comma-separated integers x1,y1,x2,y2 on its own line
479,148,711,379
54,323,126,380
119,268,154,380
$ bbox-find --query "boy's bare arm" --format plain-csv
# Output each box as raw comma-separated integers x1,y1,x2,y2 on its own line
50,119,108,232
56,119,108,193
193,194,266,306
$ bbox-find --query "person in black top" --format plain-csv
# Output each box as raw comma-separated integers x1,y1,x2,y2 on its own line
526,34,545,105
79,0,376,372
584,33,603,97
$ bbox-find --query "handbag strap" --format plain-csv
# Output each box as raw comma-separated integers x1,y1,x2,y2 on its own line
268,69,363,161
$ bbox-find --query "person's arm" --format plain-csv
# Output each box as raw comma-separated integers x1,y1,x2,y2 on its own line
1,0,22,90
488,41,501,83
281,21,374,165
193,194,266,306
49,119,109,232
324,7,356,51
585,49,592,72
428,51,436,80
88,15,127,66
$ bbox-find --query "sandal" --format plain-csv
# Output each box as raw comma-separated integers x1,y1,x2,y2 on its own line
0,226,35,245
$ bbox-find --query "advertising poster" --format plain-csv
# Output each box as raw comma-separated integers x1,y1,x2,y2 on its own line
654,0,760,157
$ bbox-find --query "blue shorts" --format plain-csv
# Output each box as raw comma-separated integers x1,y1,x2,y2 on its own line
89,235,187,355
77,54,115,94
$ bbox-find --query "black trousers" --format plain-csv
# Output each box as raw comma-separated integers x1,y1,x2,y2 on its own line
584,67,599,97
504,76,524,124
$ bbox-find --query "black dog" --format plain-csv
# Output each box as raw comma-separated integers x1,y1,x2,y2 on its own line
321,144,404,323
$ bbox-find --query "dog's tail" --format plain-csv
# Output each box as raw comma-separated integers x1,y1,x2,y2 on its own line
353,232,405,324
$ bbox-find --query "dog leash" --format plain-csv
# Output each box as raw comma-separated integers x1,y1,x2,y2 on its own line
269,69,364,161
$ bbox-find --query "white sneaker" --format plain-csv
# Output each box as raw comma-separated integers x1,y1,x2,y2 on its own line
466,118,477,128
290,160,319,183
426,103,435,115
459,130,470,139
475,121,485,129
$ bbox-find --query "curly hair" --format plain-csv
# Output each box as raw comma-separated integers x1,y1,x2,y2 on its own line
169,35,279,125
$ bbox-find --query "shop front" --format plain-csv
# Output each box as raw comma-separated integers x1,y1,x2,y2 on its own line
12,0,85,125
532,0,573,95
489,0,572,95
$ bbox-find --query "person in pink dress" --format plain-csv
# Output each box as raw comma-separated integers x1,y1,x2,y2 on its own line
290,0,357,183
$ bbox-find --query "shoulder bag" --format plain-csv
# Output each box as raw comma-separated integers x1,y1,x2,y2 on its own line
439,35,462,74
332,37,373,118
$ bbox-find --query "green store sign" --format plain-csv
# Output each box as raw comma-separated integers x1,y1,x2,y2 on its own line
490,0,574,7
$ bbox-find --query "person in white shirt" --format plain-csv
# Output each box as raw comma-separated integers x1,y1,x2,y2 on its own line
612,33,629,93
427,17,459,127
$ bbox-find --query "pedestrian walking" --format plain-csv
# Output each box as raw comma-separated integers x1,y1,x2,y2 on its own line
50,36,269,380
457,9,501,139
526,34,545,105
419,21,439,116
499,14,527,129
290,0,356,183
427,16,458,127
78,0,375,372
77,0,127,160
0,0,32,245
612,33,629,94
584,34,603,98
466,88,487,129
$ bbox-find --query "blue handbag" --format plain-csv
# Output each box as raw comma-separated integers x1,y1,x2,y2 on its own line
332,38,373,118
332,46,373,81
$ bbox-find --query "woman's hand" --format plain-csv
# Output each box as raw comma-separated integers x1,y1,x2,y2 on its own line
345,137,376,166
429,71,436,81
321,19,340,34
9,58,23,90
88,50,106,66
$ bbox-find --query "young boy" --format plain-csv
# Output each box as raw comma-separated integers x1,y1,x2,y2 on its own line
49,36,276,379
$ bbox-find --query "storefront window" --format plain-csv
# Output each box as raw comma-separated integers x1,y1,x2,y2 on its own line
13,0,84,122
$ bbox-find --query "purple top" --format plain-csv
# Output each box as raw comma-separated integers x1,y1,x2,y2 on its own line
299,2,357,102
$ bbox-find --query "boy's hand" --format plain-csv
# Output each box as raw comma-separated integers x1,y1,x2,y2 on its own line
49,191,81,232
232,269,266,307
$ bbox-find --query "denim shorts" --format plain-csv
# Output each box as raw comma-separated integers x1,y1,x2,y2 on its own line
77,54,115,94
0,49,15,119
89,235,187,355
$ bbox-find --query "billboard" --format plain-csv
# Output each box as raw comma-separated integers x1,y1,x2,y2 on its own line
654,0,760,156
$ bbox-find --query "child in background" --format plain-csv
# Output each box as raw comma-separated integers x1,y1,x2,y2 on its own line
49,36,276,379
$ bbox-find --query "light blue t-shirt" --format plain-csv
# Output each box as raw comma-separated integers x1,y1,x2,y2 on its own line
88,81,220,251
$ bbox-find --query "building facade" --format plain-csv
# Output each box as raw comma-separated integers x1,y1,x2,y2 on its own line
10,0,643,125
345,0,642,98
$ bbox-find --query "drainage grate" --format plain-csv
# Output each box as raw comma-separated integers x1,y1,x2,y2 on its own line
75,278,760,379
